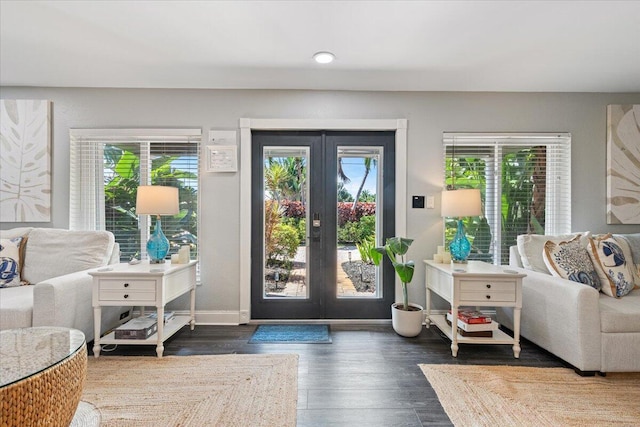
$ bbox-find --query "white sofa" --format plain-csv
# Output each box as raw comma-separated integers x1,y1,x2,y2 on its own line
0,227,128,342
496,233,640,374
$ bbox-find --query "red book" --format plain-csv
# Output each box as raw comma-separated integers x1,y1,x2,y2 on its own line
449,309,492,324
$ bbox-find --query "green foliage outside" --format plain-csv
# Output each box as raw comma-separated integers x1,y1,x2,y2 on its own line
357,189,376,203
337,215,376,244
103,145,198,261
337,182,354,202
267,223,299,269
445,147,547,264
281,217,306,244
263,155,379,274
356,237,375,264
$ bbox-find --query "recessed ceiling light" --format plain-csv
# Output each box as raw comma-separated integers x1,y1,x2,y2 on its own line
313,51,335,64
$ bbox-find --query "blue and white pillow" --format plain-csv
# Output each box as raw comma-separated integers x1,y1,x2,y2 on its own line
588,234,635,298
0,237,24,288
543,235,601,290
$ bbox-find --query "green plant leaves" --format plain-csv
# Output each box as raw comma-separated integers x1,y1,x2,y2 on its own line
392,260,415,284
386,237,413,256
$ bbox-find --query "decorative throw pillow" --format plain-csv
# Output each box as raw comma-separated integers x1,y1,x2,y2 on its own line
587,234,635,298
0,237,24,288
542,235,601,290
517,232,591,274
613,234,640,287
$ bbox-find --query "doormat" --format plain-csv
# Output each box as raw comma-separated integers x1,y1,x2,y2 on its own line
249,324,331,343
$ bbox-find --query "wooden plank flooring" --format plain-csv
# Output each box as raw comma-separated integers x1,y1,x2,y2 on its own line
90,323,566,426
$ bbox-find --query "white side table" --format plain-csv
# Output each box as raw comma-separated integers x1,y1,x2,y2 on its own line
90,260,197,358
424,260,525,358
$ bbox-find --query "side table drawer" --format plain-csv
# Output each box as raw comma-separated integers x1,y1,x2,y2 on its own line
98,289,156,302
460,280,515,292
98,279,156,302
99,279,156,291
459,290,516,303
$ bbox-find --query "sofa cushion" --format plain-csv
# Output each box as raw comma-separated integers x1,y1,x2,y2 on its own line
0,286,33,329
588,234,635,298
0,237,25,287
517,232,590,274
599,291,640,333
22,229,115,284
543,235,601,290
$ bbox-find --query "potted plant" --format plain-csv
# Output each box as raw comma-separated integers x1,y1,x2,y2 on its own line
371,237,423,337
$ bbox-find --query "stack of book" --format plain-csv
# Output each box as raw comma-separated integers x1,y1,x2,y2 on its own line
445,308,499,337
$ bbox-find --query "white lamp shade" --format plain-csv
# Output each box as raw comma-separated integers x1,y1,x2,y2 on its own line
441,189,482,217
136,186,179,215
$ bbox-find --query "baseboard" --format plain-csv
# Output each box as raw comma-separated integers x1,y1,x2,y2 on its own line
190,310,245,325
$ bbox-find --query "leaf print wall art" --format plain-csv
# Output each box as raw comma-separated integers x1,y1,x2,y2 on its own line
607,104,640,225
0,100,51,222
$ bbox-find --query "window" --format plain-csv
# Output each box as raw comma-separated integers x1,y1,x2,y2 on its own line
69,129,201,262
443,132,571,265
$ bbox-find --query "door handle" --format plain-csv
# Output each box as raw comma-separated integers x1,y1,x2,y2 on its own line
311,213,321,242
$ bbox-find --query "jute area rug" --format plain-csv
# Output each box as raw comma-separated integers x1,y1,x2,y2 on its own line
420,364,640,427
79,354,298,427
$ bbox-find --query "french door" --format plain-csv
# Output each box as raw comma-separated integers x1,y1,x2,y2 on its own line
251,131,395,319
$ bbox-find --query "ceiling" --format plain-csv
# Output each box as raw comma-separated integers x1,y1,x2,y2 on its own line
2,0,639,92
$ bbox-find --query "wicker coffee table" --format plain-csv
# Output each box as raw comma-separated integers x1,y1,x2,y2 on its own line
0,327,87,427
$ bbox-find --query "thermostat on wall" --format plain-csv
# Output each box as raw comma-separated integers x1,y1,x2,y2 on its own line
205,145,237,172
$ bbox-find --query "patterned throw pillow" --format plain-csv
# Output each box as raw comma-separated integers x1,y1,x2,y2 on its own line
0,237,24,288
517,232,591,274
543,235,601,290
587,234,635,298
613,235,640,287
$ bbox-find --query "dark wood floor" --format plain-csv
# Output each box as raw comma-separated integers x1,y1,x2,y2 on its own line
89,323,566,427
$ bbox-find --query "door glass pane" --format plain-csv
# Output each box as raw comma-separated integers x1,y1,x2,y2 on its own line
263,147,309,299
336,147,383,299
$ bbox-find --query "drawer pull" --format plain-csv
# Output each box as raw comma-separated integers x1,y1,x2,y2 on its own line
124,283,129,288
124,294,129,299
486,295,491,299
486,284,491,289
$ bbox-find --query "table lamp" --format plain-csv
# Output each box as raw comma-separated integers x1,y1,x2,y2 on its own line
441,189,482,263
136,185,179,263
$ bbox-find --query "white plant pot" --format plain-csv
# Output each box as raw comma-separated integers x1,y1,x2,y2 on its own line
391,303,424,337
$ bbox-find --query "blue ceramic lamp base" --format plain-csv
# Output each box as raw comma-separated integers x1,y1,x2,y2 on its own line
147,217,170,263
449,219,471,263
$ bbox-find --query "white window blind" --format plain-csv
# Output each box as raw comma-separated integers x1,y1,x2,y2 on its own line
70,129,201,262
443,132,571,265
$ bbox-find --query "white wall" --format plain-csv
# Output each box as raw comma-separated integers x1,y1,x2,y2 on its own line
1,87,639,321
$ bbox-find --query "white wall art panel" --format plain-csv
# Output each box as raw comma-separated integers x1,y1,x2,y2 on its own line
0,99,51,222
607,104,640,225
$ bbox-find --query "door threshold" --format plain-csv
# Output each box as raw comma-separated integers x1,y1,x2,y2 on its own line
249,319,391,325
